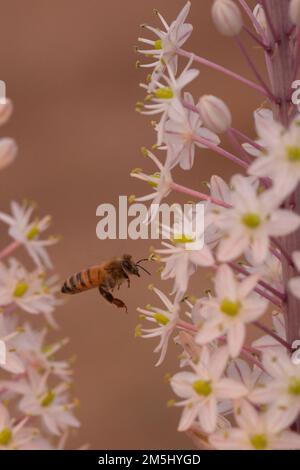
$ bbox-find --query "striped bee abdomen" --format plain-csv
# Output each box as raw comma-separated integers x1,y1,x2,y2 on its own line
61,266,101,294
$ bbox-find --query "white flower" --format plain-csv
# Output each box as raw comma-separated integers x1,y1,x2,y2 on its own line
170,346,247,433
249,349,300,429
140,59,199,145
12,322,72,381
4,368,80,435
0,201,57,269
138,1,192,86
196,264,268,357
252,311,286,352
245,253,284,294
0,315,24,374
289,251,300,300
130,150,172,220
212,174,300,265
164,92,220,170
0,403,39,450
136,287,179,366
198,95,232,134
0,258,61,317
249,113,300,200
155,204,214,302
209,399,300,450
0,138,17,171
212,0,243,37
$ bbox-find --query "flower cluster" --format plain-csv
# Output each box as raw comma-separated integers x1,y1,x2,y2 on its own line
0,103,80,449
133,1,300,450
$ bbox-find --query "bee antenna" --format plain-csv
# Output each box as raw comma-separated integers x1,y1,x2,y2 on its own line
138,265,151,276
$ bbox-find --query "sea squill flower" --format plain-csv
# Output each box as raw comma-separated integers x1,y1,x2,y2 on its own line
249,349,300,429
4,368,80,436
209,400,300,450
138,1,192,86
164,92,220,170
212,174,300,265
196,264,268,357
170,346,247,433
0,315,24,375
0,201,57,269
136,287,180,366
0,258,61,316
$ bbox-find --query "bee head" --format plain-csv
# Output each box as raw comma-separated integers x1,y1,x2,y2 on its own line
121,254,151,277
122,254,140,277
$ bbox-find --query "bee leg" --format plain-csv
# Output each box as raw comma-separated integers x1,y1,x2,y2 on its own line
99,286,128,313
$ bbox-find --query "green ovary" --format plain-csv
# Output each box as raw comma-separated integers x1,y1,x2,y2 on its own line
193,380,212,397
40,390,55,407
242,213,261,229
155,87,173,100
153,313,169,326
288,377,300,395
26,225,39,240
250,434,268,450
148,173,160,188
0,427,12,446
154,39,162,50
287,146,300,162
13,282,29,298
220,299,241,317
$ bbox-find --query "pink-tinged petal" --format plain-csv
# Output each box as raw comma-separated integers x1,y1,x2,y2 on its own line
234,400,260,432
262,349,294,379
267,210,300,236
254,108,281,145
170,372,196,398
266,405,299,433
249,385,277,404
249,155,274,178
0,403,10,429
242,142,262,158
210,175,231,203
209,429,251,450
196,127,220,146
250,234,269,265
241,299,268,322
199,398,217,433
2,352,25,375
215,378,248,399
43,414,60,436
289,277,300,299
177,68,199,89
209,346,229,380
178,403,199,431
292,251,300,272
215,264,237,301
191,246,214,267
217,233,249,263
227,322,245,357
196,318,223,345
238,273,260,299
273,431,300,450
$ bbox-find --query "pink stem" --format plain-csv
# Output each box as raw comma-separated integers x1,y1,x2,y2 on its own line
235,36,278,102
240,349,265,371
229,262,286,301
226,129,253,164
229,127,264,152
0,240,21,261
253,320,292,351
191,134,248,169
243,25,271,51
176,48,268,96
170,182,231,208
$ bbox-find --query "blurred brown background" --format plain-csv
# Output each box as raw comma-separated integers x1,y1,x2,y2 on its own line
0,0,263,449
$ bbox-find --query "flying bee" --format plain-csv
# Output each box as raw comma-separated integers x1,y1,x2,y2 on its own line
61,254,150,313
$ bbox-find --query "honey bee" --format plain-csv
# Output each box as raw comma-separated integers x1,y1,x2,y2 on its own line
61,254,150,313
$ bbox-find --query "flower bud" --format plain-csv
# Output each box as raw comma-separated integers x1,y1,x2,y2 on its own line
253,4,267,32
212,0,243,36
0,138,17,170
290,0,300,27
0,99,13,126
198,95,232,134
